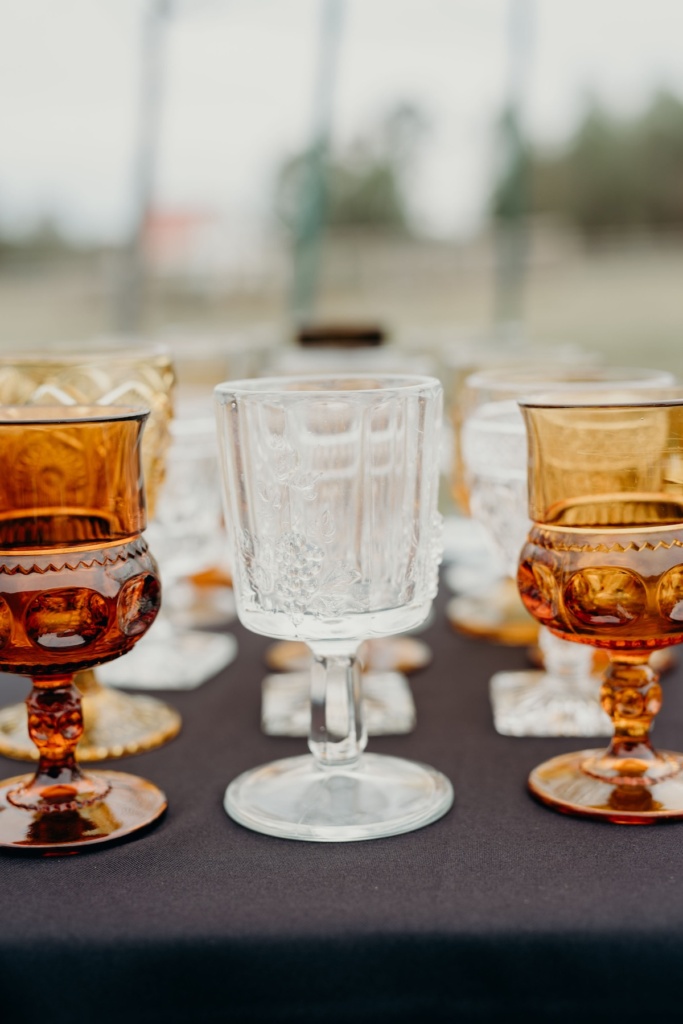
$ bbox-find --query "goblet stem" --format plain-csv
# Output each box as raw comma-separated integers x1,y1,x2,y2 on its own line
308,644,368,768
581,655,680,785
8,675,110,812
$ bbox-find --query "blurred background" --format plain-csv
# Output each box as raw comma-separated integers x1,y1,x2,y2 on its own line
1,0,682,372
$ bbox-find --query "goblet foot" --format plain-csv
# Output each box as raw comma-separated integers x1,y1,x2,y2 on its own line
99,630,238,691
261,671,416,737
446,579,538,646
528,749,683,824
224,752,453,842
0,688,181,762
0,770,167,851
490,670,611,737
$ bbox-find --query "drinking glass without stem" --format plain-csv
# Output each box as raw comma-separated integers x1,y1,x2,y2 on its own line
517,390,683,823
215,374,453,841
462,366,674,737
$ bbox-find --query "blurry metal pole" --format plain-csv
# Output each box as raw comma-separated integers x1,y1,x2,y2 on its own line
115,0,171,333
290,0,345,325
494,0,534,332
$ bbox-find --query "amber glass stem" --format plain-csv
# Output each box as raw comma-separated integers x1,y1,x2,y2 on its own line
7,676,110,812
582,655,679,786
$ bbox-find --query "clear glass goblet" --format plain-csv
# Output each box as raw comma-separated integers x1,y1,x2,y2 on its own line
441,336,596,646
517,390,683,823
463,400,608,735
461,366,675,737
215,374,453,841
99,414,237,690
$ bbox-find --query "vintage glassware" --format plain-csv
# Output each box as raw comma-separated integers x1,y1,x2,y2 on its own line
442,337,557,647
462,366,674,737
215,374,453,841
162,329,277,599
260,636,430,739
100,413,237,690
0,345,181,760
517,391,683,822
262,342,437,735
0,407,167,850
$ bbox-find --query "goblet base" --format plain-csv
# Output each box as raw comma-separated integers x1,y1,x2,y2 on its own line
0,688,182,762
0,770,167,851
490,670,611,737
529,749,683,824
99,630,238,691
224,752,453,842
446,582,538,647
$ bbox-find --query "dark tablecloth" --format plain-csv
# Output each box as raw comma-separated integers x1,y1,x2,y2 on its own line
2,584,683,1024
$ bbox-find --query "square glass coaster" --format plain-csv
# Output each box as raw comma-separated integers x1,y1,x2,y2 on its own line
261,671,417,737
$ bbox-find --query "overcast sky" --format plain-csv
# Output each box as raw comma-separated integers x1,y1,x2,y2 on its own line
1,0,683,242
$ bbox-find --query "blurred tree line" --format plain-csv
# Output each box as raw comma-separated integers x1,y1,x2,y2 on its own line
0,218,78,266
274,103,428,236
494,90,683,237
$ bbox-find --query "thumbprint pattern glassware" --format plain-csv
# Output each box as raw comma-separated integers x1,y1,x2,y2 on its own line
0,345,180,761
517,391,683,823
461,367,674,737
215,374,453,841
0,407,166,850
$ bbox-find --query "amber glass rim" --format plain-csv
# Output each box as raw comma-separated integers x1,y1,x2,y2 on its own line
518,387,683,409
0,340,170,365
215,373,441,399
0,405,149,425
467,365,674,393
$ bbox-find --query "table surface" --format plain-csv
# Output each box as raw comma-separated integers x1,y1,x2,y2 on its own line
3,582,683,1024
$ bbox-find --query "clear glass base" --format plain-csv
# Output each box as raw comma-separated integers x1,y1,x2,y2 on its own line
224,752,454,842
529,749,683,824
261,670,416,737
0,770,167,851
445,579,538,646
490,669,612,737
99,630,238,691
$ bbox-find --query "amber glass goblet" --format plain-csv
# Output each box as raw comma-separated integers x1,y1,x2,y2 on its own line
517,391,683,823
0,345,180,761
0,407,166,850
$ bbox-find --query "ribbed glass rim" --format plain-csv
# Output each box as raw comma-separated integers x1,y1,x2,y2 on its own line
0,405,149,425
518,387,683,409
215,373,442,399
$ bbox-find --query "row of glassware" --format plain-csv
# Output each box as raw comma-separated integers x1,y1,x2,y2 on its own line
0,335,681,852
